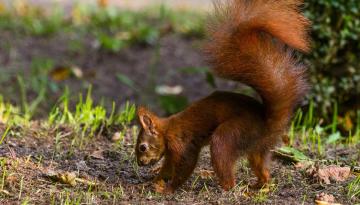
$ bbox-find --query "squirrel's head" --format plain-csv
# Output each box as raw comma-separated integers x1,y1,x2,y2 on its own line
135,106,166,166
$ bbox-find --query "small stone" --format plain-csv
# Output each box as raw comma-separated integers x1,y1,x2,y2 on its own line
111,132,122,142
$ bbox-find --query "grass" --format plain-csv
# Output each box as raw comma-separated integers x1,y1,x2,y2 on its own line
0,125,11,145
287,100,360,158
348,176,360,200
47,86,135,149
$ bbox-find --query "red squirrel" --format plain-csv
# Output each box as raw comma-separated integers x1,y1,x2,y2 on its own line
135,0,310,194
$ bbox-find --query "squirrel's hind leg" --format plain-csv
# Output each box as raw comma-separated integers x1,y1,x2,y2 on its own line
210,118,244,191
247,149,271,189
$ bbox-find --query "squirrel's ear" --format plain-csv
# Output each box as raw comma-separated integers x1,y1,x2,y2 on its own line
137,106,159,135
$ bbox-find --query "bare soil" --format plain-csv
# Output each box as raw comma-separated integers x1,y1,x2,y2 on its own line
0,124,358,204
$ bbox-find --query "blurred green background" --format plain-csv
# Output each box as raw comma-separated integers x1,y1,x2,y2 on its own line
0,0,359,132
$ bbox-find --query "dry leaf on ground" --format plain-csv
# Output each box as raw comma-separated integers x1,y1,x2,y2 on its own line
315,192,341,205
196,169,215,179
315,200,342,205
90,150,104,160
46,170,77,186
50,66,72,82
50,66,84,82
316,193,336,202
274,146,310,162
307,165,351,184
75,178,98,187
45,170,98,187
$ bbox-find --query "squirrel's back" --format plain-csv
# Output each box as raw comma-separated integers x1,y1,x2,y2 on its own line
185,91,265,120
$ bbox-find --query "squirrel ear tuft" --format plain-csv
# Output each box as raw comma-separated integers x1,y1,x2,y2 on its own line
137,106,159,135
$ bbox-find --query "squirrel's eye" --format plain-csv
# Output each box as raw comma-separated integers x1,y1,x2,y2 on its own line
139,144,148,153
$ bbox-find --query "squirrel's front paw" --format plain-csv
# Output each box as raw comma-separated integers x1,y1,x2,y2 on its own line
153,179,166,193
153,180,174,194
162,184,175,195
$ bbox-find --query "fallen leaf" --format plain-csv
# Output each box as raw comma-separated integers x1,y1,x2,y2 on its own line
45,170,97,187
275,146,310,162
90,150,104,160
315,200,342,205
75,178,98,187
307,165,351,184
59,172,77,186
50,66,71,82
46,171,77,186
315,193,341,205
50,66,84,81
197,169,215,179
316,193,336,203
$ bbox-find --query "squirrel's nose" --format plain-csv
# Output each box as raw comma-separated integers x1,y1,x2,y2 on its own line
139,144,148,153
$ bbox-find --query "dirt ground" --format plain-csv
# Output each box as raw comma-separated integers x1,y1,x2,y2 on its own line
0,124,358,204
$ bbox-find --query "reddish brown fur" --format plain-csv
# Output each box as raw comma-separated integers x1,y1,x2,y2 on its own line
135,0,310,194
137,93,266,192
204,0,310,150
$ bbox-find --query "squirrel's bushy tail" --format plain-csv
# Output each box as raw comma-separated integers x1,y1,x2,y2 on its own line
205,0,310,141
